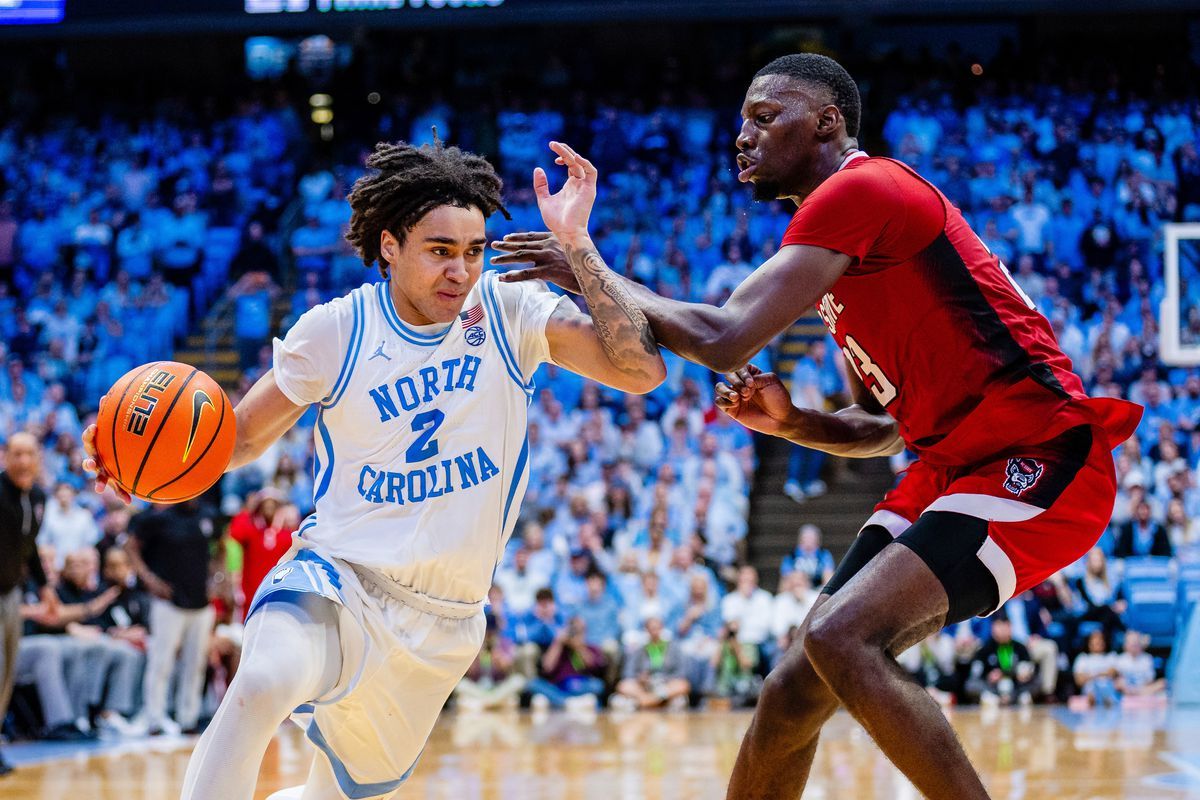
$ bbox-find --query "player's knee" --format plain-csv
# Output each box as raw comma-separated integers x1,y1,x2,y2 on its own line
227,663,310,716
803,611,860,678
758,654,836,728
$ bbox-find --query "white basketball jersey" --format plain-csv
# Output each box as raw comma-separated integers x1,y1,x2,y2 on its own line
272,271,566,603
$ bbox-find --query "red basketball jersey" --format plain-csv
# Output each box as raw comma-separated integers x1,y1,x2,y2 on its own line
781,154,1140,466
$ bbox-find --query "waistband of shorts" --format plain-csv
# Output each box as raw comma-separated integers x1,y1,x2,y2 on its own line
351,565,484,620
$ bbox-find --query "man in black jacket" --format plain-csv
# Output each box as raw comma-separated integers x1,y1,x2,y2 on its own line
0,432,58,775
965,616,1036,706
126,500,218,736
1113,500,1173,558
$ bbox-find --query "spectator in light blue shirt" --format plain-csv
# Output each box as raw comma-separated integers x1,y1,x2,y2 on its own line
156,193,205,284
780,524,836,589
18,208,60,271
552,550,593,613
1046,197,1086,267
290,212,338,275
575,571,623,650
229,272,275,370
513,588,566,651
116,214,155,280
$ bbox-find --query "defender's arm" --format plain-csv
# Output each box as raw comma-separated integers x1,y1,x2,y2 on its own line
500,236,852,375
715,365,902,458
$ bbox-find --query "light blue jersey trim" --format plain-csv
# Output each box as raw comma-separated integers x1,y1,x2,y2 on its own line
321,290,365,409
481,272,533,397
306,722,421,799
310,448,321,507
376,281,450,347
297,513,317,539
501,434,529,533
313,408,335,505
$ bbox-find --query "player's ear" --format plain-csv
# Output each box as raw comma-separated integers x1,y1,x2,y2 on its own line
815,104,841,140
380,229,399,267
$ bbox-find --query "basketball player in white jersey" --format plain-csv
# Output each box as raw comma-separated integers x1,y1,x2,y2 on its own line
82,139,664,799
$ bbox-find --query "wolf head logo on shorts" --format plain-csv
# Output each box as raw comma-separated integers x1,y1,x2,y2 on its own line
1004,457,1044,496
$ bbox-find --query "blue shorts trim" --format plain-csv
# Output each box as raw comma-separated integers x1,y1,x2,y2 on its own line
246,550,344,620
306,721,421,799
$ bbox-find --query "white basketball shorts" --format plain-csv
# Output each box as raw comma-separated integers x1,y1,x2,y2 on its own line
248,544,486,799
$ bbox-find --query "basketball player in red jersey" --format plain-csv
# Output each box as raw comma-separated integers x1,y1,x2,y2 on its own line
494,54,1142,799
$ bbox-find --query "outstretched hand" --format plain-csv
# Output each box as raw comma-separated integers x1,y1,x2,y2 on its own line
492,141,600,293
714,365,799,438
532,141,597,237
81,423,132,504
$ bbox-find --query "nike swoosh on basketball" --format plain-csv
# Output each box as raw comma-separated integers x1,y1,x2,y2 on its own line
183,390,216,463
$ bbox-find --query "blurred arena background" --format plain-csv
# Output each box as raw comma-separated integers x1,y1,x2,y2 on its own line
2,0,1200,797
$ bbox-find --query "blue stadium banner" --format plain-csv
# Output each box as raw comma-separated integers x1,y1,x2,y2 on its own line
0,0,64,24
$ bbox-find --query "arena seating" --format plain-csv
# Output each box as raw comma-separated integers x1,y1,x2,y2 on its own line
2,47,1198,737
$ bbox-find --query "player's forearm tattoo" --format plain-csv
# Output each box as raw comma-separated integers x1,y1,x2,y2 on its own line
562,243,659,375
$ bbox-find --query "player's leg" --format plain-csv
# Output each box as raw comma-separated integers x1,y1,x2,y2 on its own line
180,598,342,800
293,754,341,800
261,763,341,800
726,524,895,800
277,601,485,800
803,515,999,800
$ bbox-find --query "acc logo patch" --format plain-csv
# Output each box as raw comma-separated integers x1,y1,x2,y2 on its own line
1003,457,1044,496
465,326,486,347
272,566,294,584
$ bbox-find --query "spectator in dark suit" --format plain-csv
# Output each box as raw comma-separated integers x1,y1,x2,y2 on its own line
1113,500,1173,558
0,433,60,772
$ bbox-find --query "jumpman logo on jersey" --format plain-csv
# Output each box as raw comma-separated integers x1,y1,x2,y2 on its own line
368,341,392,362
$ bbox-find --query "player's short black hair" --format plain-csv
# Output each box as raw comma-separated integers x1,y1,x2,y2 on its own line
754,53,861,138
345,138,510,279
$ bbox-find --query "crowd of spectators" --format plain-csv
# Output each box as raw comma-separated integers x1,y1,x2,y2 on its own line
3,47,1200,758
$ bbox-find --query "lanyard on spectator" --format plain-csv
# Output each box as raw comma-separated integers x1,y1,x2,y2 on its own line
997,643,1013,673
646,641,667,670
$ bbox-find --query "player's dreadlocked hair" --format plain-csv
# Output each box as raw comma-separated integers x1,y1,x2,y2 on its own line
755,53,861,138
345,137,510,279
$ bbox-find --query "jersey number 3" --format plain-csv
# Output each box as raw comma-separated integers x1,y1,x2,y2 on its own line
406,409,445,463
843,335,898,406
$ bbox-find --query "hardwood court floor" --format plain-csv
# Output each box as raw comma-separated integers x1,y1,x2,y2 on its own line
5,706,1200,799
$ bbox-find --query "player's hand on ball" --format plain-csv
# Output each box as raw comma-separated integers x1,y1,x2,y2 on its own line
81,423,132,505
492,231,582,294
715,366,798,438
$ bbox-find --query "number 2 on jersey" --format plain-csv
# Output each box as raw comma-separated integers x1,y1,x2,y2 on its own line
406,409,445,463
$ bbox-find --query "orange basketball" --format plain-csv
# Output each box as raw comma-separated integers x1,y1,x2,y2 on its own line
94,361,237,503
